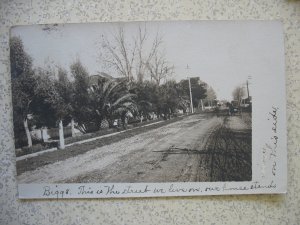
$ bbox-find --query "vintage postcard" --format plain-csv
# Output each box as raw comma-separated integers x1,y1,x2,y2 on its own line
10,20,286,198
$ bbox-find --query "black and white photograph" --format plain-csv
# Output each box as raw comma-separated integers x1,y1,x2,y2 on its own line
11,21,286,198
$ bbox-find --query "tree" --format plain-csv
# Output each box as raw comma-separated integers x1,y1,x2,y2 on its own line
178,77,207,109
54,68,74,147
232,86,245,104
204,86,217,107
30,68,58,129
159,80,180,118
30,67,71,149
70,61,137,132
56,68,74,136
206,86,217,101
177,97,190,113
130,81,154,122
135,26,162,83
10,36,36,147
10,36,33,79
146,52,174,85
70,60,93,133
100,27,136,82
100,25,165,83
89,79,137,128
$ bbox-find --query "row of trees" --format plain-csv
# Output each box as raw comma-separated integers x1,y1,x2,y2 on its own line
11,36,210,150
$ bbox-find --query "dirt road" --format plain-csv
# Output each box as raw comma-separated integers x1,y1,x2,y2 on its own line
18,113,251,183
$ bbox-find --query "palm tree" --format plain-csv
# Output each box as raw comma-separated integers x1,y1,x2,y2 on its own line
89,79,137,128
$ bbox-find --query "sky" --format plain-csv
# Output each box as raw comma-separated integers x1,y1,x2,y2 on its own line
10,21,272,100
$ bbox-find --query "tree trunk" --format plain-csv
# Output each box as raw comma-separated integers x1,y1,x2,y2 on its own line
41,128,46,142
71,119,75,137
40,129,43,142
58,120,65,149
23,118,32,147
201,99,204,111
108,119,114,128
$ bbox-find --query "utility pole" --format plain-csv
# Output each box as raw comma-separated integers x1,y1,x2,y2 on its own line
246,80,250,99
188,77,194,113
186,64,194,113
247,75,252,100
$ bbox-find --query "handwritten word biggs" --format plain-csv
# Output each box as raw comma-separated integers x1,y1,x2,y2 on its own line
43,185,71,198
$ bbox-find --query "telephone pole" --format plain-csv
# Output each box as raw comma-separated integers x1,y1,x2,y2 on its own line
186,65,194,113
246,80,250,99
247,75,252,100
188,77,194,113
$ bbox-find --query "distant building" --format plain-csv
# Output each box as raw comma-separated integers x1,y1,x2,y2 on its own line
89,72,113,85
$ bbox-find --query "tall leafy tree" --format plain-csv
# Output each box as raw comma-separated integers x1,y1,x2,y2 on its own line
31,68,58,129
10,36,36,147
53,68,73,148
130,81,153,122
55,67,73,124
10,36,33,79
160,81,179,118
70,60,93,133
31,67,71,149
55,68,74,136
178,77,207,109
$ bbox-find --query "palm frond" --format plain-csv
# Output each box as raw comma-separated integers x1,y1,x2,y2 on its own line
111,93,136,108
